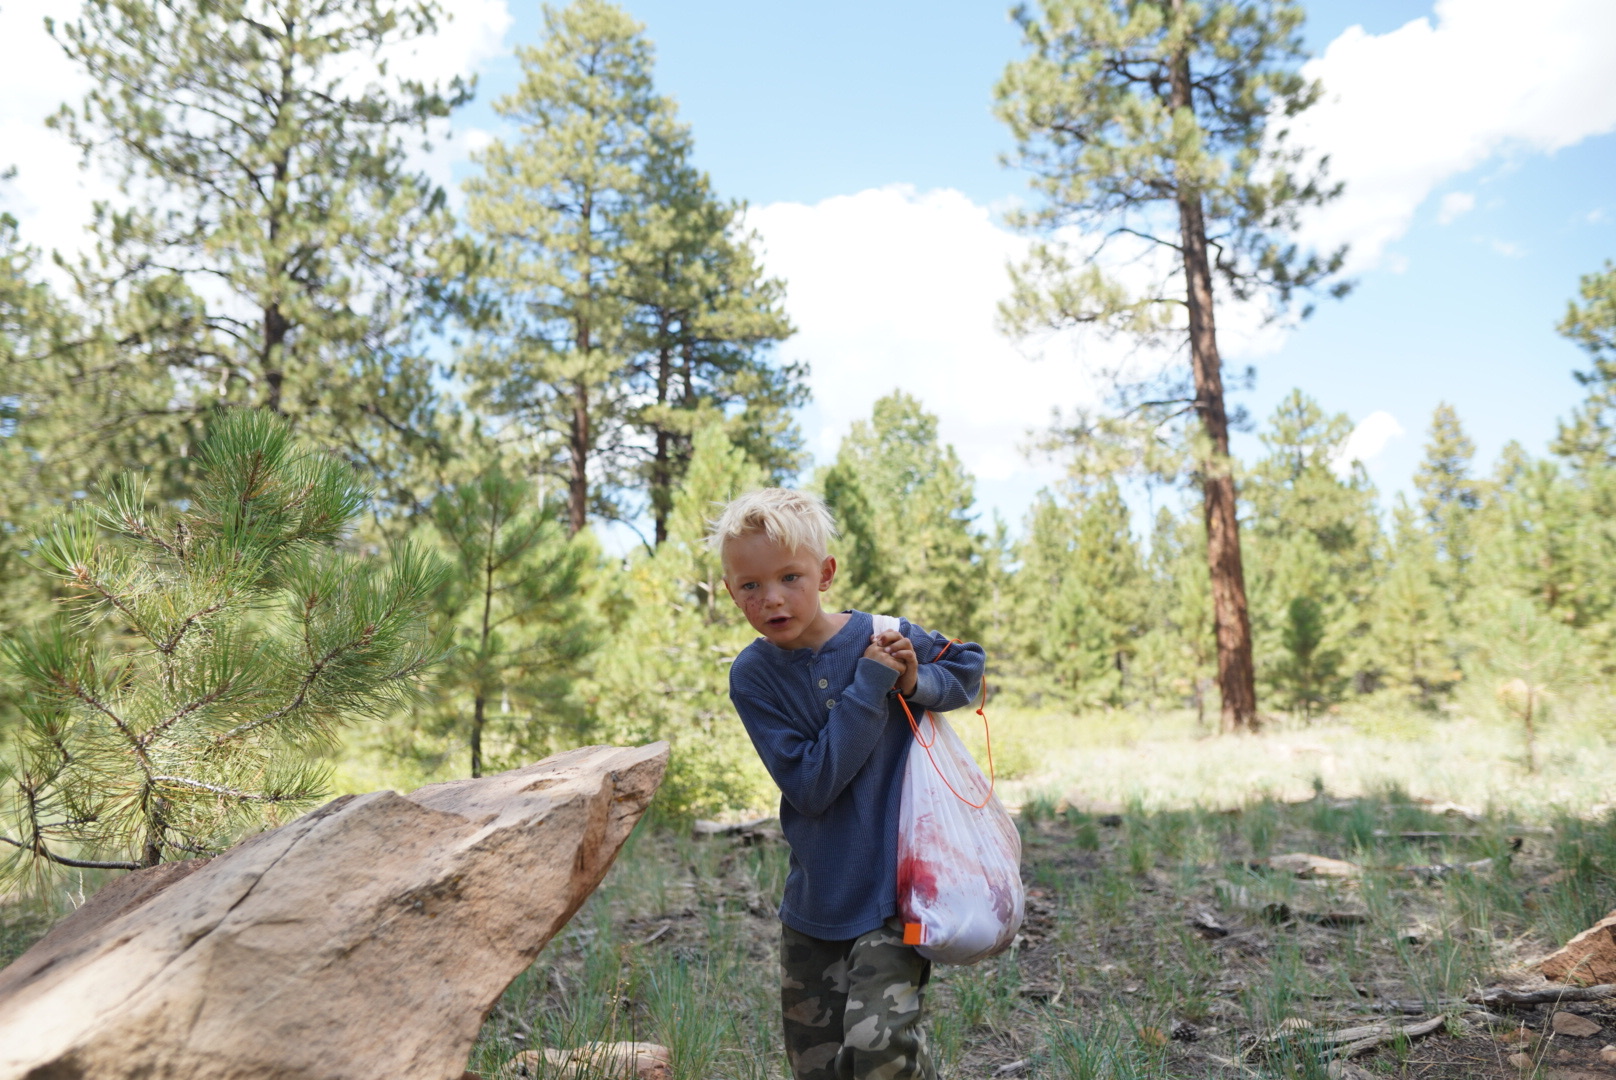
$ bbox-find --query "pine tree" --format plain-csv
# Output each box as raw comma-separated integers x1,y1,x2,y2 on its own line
1007,482,1146,710
1139,506,1216,721
1552,262,1616,471
587,425,773,819
1243,391,1377,705
1271,596,1342,719
425,465,597,778
0,412,444,884
995,0,1348,731
818,461,897,616
622,152,803,544
462,0,671,536
817,392,981,636
0,182,189,536
1368,497,1451,699
1467,596,1585,774
1006,492,1081,704
1414,403,1480,579
44,0,471,508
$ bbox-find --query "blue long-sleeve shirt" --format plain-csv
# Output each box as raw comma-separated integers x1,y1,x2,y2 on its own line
728,610,986,939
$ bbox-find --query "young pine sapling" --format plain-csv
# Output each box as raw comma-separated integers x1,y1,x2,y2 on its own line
0,412,445,884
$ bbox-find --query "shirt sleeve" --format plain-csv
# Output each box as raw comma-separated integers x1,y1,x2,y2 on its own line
731,658,901,818
901,619,986,713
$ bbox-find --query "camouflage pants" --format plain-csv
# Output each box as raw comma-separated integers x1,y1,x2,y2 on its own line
780,919,937,1080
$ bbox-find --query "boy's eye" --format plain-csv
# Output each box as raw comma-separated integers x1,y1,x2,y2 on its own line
783,573,799,583
741,582,757,590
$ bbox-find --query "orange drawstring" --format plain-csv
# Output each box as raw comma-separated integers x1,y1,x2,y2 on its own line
895,639,995,809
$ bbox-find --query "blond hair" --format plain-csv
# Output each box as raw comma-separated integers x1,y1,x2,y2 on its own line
707,488,838,564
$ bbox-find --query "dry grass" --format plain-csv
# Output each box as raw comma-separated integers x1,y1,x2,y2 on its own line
473,786,1616,1080
973,701,1616,821
470,699,1616,1079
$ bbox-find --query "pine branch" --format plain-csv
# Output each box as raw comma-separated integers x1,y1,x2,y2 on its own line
0,834,141,871
149,776,301,802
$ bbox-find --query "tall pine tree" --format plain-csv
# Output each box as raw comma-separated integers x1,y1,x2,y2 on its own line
461,0,658,535
44,0,471,507
622,152,803,544
995,0,1348,730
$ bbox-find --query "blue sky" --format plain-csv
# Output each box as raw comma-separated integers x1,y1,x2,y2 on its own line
453,0,1616,528
3,0,1613,533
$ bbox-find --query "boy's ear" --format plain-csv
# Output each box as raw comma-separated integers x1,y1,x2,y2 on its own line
721,574,740,606
819,555,836,592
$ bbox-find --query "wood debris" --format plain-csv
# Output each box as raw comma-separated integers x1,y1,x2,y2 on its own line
1467,983,1616,1008
1265,853,1362,879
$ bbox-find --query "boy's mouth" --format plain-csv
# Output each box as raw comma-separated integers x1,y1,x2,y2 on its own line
766,615,791,628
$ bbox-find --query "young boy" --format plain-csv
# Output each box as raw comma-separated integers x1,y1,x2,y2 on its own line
710,488,985,1080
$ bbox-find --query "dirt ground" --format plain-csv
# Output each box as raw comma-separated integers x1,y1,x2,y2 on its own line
473,791,1616,1080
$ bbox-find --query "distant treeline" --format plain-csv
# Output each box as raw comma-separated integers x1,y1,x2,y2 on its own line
2,0,1614,854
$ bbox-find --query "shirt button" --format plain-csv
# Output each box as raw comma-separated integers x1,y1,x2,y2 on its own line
826,699,837,709
818,678,828,688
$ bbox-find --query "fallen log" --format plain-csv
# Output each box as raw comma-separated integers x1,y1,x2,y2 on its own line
1263,1015,1447,1061
1329,1015,1447,1059
1465,983,1616,1008
690,816,780,845
505,1042,670,1080
691,815,776,837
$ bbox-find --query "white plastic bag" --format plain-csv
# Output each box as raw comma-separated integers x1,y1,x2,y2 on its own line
873,615,1024,965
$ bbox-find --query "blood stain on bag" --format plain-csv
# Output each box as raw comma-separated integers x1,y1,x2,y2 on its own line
897,854,939,903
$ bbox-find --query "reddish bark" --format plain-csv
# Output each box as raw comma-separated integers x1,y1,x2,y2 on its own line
1170,21,1259,732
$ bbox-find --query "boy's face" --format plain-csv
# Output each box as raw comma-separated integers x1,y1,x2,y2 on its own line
721,531,837,649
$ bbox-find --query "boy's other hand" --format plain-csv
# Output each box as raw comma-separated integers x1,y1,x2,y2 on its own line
870,630,919,697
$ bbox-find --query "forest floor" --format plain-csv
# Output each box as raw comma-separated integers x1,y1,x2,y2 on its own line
4,713,1615,1080
470,787,1616,1080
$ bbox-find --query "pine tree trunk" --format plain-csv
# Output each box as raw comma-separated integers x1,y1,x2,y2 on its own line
262,29,294,417
263,303,288,414
568,313,591,537
1171,32,1258,733
652,322,673,547
472,534,496,779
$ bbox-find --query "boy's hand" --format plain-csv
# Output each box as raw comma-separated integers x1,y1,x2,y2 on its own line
870,630,918,697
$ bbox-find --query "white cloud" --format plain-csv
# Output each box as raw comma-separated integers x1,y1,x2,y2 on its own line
382,0,511,90
381,0,511,201
1436,191,1475,225
1331,411,1405,478
1486,237,1526,258
0,2,112,262
748,186,1085,494
748,186,1291,523
1589,208,1610,225
1294,0,1616,269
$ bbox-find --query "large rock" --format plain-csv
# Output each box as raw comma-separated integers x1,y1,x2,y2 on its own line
1540,910,1616,986
0,742,668,1080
